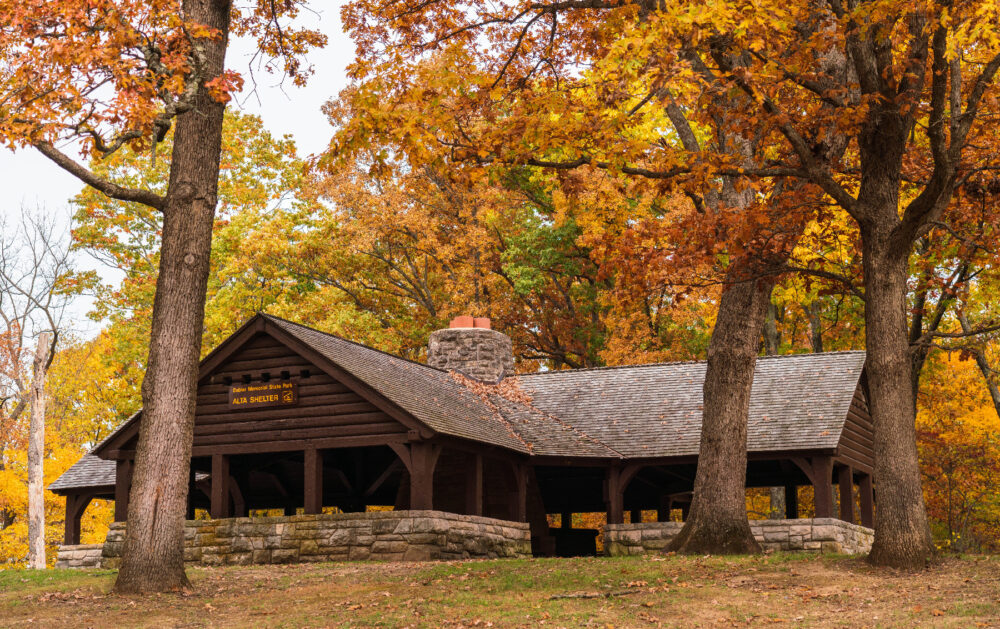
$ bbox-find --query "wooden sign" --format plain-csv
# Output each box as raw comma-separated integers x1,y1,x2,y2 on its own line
228,381,298,409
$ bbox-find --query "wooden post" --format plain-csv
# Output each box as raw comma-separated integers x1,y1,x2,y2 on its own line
408,442,440,510
859,473,874,528
64,494,91,545
186,466,196,520
64,495,80,545
785,485,799,519
605,467,624,524
512,464,528,522
304,448,323,515
657,495,672,522
811,457,834,518
465,453,483,516
211,454,230,519
838,465,855,523
114,459,132,522
561,510,572,529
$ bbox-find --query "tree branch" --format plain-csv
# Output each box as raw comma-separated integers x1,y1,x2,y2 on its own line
33,142,165,211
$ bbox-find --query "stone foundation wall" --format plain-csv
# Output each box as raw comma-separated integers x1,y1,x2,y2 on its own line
54,543,105,569
96,510,530,568
605,518,873,556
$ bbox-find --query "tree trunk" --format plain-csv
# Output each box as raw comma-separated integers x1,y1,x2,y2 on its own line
762,294,785,519
667,267,770,554
113,0,231,594
768,487,786,519
862,236,934,568
27,332,51,569
763,299,780,355
806,302,823,353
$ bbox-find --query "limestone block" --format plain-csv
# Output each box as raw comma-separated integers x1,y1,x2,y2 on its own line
201,552,224,566
392,519,413,535
402,545,434,561
372,540,408,554
820,541,842,553
620,529,642,544
300,539,321,556
763,530,789,542
196,532,217,546
372,519,398,535
325,528,355,546
227,553,253,566
811,525,838,541
326,549,350,561
349,546,371,561
640,527,667,541
606,542,625,556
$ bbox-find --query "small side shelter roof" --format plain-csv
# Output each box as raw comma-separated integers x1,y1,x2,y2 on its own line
48,453,115,494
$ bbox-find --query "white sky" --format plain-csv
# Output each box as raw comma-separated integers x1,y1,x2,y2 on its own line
0,2,353,337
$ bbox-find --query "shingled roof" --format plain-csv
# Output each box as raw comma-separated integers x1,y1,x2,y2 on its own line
268,316,532,454
48,453,116,494
51,314,867,492
517,351,867,459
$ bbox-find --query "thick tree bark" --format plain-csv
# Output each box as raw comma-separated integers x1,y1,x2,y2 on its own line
768,487,786,519
113,0,231,594
862,235,934,568
27,332,50,569
667,268,771,554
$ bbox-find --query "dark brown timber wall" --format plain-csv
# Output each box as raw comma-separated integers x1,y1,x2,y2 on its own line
192,333,409,456
836,385,874,473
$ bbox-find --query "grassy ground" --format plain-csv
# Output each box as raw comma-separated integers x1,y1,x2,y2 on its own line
1,554,998,628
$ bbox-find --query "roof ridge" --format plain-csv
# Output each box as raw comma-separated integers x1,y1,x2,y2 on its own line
262,313,449,375
446,372,534,453
517,349,867,377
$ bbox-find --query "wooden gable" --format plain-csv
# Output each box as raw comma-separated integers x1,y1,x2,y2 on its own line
836,383,874,473
189,331,414,456
95,317,422,459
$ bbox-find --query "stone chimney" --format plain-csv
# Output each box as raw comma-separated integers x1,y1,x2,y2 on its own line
427,316,515,382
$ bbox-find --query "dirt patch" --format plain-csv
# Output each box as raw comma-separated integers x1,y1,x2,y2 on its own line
1,554,998,627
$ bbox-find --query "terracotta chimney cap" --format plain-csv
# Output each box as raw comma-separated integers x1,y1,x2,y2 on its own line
449,315,474,328
473,317,491,330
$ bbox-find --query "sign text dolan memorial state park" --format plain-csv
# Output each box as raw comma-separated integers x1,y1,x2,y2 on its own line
228,381,299,410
